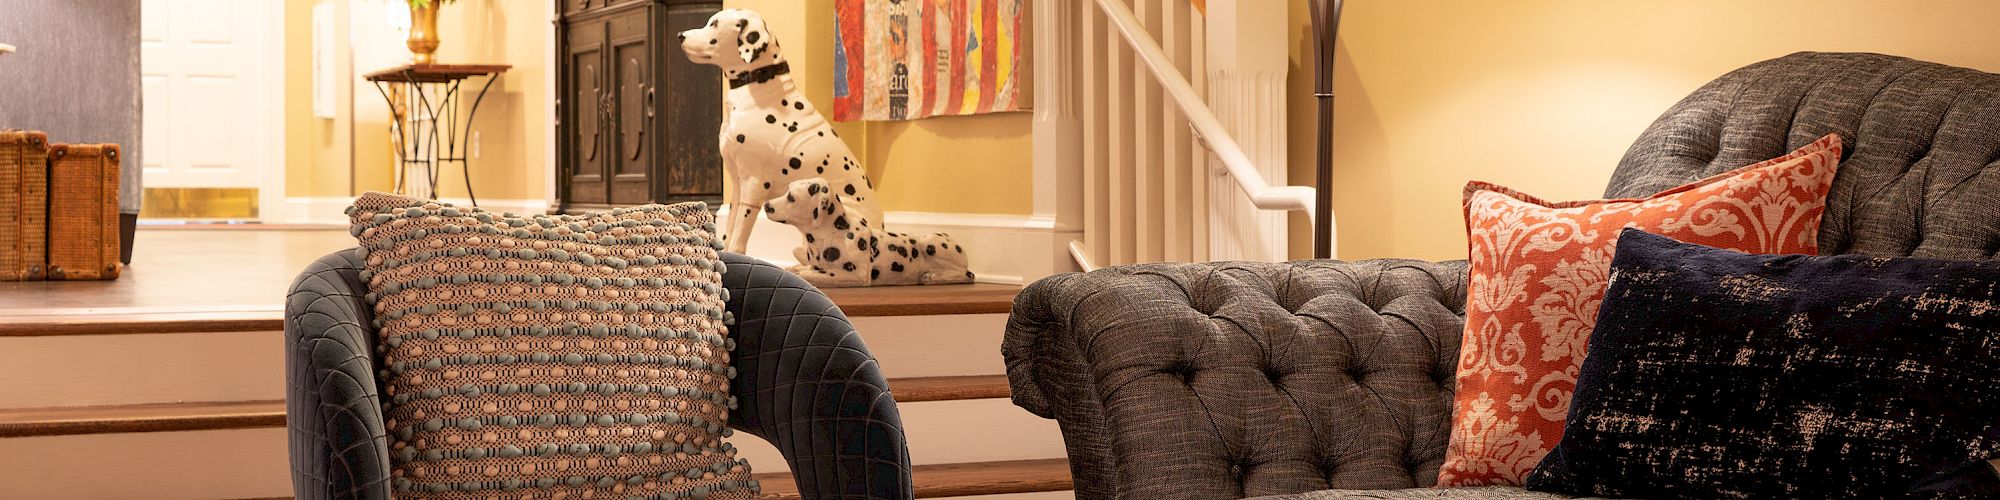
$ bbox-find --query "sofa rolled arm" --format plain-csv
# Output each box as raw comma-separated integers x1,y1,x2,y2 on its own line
1003,259,1469,499
284,249,393,500
720,253,914,500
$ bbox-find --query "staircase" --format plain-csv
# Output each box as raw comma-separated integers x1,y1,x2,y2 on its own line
0,229,1072,499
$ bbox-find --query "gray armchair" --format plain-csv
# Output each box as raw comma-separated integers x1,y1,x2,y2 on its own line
1005,52,2000,499
285,250,914,499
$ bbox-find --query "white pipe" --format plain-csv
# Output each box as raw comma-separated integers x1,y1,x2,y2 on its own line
0,43,16,55
1093,0,1316,221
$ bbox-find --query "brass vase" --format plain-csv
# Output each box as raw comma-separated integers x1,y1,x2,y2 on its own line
407,1,440,64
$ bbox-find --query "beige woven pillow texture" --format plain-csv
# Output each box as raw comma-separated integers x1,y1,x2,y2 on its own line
348,192,758,499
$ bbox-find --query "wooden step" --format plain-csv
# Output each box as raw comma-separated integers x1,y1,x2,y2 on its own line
0,313,1008,409
0,283,1019,337
0,375,1011,438
755,458,1073,499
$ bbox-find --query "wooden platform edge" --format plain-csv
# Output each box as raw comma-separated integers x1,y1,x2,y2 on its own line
0,400,286,438
754,458,1073,499
0,376,1011,438
0,284,1020,337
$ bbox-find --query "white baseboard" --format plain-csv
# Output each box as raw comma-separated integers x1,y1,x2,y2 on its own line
735,209,1080,285
277,196,550,225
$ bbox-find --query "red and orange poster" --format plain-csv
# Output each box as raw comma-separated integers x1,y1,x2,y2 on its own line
833,0,1032,121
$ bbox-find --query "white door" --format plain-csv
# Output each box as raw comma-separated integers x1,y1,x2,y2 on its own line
140,0,284,217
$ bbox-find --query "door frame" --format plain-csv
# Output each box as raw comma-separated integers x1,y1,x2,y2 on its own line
250,1,287,223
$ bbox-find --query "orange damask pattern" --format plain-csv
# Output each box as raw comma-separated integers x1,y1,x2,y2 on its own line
1436,134,1843,487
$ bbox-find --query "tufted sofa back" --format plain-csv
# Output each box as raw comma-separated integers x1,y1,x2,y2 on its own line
1609,52,2000,260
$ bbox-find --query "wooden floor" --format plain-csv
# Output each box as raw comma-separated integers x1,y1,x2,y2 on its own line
0,227,1019,328
0,228,354,314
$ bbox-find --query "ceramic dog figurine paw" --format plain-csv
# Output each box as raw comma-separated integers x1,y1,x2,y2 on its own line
763,179,973,287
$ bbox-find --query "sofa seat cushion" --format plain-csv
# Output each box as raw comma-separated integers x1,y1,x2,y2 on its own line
1248,486,1607,499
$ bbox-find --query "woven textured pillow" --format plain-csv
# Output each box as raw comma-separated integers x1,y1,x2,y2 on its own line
1526,229,2000,498
348,192,758,499
1437,134,1842,487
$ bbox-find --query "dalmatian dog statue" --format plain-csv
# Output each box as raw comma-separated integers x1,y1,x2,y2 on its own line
679,9,884,255
764,179,973,287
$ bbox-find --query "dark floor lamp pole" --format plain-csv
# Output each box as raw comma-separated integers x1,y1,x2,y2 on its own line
1310,0,1343,259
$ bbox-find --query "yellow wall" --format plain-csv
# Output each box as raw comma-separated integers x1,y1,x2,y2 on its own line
726,0,1034,215
284,0,352,198
286,0,1030,214
1288,0,2000,261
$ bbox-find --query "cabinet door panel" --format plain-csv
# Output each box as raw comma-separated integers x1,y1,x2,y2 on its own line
659,2,724,201
565,19,607,205
608,10,652,206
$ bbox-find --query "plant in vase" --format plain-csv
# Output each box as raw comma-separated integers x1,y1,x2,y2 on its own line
404,0,457,64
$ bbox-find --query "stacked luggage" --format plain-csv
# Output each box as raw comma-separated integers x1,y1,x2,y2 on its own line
2,130,124,281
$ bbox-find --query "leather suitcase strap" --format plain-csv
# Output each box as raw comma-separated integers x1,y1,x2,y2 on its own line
0,130,49,281
47,143,123,280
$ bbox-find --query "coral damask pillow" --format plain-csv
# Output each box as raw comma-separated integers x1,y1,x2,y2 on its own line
1436,134,1842,487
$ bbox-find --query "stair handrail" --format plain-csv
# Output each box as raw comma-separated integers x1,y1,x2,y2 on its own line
1092,0,1317,220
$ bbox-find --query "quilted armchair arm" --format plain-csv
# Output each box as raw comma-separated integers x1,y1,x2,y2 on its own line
720,253,914,500
1004,260,1469,499
284,249,392,500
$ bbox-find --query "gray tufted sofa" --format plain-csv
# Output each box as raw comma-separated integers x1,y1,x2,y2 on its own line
285,251,913,499
1003,52,2000,499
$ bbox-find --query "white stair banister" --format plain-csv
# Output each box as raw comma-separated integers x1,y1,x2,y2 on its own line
1093,0,1315,219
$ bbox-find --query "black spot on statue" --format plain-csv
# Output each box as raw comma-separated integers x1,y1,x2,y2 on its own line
761,182,770,189
735,134,746,143
856,238,867,250
817,167,824,174
780,99,788,106
833,216,849,230
842,262,856,271
955,245,963,253
779,168,788,175
891,262,905,273
822,248,841,261
926,245,936,256
765,115,776,124
844,184,856,196
871,269,881,279
805,182,818,195
745,31,761,44
786,193,795,202
794,102,805,110
787,125,797,132
789,158,801,169
804,233,815,243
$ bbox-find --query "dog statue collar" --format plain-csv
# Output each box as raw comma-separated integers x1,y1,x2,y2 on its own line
729,61,791,89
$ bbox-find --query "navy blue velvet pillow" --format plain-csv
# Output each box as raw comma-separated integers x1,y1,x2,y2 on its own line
1525,229,2000,499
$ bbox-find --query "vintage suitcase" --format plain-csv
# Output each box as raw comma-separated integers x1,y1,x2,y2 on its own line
46,143,123,280
1,130,49,281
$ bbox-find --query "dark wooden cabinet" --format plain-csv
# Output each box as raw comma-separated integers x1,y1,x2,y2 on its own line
556,0,724,211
